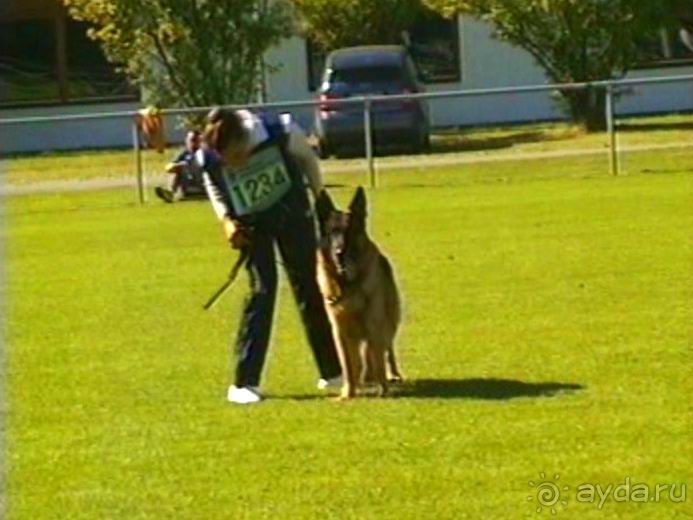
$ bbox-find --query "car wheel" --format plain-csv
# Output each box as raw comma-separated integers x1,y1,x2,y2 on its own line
410,128,428,155
317,139,332,160
422,130,431,152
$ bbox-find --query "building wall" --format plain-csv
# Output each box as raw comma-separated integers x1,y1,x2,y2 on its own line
264,35,317,129
428,17,558,126
0,0,142,153
1,102,136,154
617,66,693,114
0,102,188,154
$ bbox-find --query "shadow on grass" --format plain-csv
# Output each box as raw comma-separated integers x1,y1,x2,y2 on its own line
325,128,576,159
617,121,693,132
275,378,583,402
392,378,584,400
430,130,575,155
640,167,693,175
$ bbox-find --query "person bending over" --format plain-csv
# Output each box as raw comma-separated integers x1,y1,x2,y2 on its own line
198,108,342,404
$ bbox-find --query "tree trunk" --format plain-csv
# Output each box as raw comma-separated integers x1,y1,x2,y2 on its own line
55,7,69,103
562,87,607,132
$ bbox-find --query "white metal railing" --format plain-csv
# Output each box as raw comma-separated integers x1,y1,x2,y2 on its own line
2,73,693,202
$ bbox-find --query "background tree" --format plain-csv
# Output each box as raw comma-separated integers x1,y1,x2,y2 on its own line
424,0,686,130
61,0,294,109
291,0,427,50
675,1,693,50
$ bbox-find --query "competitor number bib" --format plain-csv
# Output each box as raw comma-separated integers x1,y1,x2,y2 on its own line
222,146,292,216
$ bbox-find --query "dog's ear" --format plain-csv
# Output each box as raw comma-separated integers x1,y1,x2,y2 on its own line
349,187,367,219
315,189,336,224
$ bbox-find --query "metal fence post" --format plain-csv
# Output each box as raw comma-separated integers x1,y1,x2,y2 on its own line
132,120,146,204
605,84,619,176
363,97,376,189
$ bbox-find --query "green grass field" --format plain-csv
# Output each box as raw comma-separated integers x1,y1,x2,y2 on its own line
2,147,692,518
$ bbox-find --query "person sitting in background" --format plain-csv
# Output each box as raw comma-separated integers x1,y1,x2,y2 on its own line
155,130,203,203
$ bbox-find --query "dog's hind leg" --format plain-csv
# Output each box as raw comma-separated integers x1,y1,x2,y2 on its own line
360,342,373,384
369,324,401,384
385,345,403,383
366,345,388,397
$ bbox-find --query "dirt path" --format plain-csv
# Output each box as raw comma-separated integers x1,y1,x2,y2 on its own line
1,141,690,196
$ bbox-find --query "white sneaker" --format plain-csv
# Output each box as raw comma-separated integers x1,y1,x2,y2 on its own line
317,375,343,390
227,385,262,405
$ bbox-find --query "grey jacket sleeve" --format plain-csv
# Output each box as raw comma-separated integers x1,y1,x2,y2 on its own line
286,123,324,197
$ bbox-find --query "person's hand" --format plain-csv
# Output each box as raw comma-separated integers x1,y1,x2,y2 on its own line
165,162,186,175
230,227,251,249
223,217,251,249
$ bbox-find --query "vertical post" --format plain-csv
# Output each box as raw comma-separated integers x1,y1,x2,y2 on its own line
0,156,5,520
364,97,376,189
132,121,146,204
605,84,619,176
54,7,69,103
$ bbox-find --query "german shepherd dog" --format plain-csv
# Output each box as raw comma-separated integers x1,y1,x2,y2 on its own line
315,187,402,399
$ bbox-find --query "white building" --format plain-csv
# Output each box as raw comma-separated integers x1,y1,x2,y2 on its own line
1,6,692,154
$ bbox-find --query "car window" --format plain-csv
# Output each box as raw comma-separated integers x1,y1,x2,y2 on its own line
330,66,403,85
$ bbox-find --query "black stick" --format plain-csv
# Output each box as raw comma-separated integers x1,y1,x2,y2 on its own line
203,248,250,310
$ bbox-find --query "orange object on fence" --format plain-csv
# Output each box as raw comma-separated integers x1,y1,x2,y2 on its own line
135,107,166,153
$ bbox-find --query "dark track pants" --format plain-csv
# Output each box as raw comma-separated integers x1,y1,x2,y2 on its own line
233,213,341,387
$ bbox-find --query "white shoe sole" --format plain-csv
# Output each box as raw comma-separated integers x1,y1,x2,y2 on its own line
227,386,262,404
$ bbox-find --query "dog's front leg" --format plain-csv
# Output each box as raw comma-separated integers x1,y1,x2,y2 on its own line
335,330,361,400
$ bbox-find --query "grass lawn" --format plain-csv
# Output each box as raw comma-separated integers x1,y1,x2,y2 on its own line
2,150,692,518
